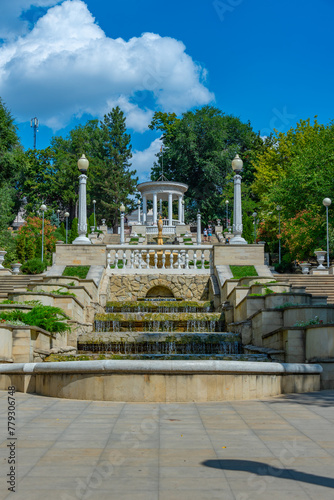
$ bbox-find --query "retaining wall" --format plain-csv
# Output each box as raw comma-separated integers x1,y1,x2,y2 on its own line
0,360,322,402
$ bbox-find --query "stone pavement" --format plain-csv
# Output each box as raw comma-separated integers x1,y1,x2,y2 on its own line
0,390,334,500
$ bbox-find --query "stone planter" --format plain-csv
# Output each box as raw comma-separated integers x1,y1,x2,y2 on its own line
314,251,327,270
0,250,7,269
11,263,22,275
300,262,310,274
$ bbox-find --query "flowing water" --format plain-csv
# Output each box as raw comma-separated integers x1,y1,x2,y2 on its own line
76,300,250,359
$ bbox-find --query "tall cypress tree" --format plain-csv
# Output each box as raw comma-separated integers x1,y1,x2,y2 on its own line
93,107,137,232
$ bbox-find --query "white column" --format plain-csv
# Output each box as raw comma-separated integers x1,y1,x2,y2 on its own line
120,212,125,244
73,174,91,244
137,203,141,223
231,174,247,245
197,212,201,245
153,192,158,225
143,195,147,224
168,192,173,226
178,196,182,224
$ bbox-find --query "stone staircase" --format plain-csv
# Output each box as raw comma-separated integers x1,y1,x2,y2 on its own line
0,275,44,299
275,274,334,304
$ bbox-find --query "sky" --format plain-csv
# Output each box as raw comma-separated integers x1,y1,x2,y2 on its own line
0,0,334,182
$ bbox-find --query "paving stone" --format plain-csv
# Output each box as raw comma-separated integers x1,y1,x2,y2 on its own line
0,390,333,500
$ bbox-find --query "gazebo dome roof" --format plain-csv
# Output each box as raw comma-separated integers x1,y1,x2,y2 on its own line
137,181,188,201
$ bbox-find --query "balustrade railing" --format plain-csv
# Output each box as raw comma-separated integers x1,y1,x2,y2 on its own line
146,226,176,234
106,244,213,271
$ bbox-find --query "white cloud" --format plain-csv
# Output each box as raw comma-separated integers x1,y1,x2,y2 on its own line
0,0,214,132
0,1,60,40
131,138,162,182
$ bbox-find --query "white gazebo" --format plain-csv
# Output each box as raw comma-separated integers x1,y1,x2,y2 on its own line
137,181,188,227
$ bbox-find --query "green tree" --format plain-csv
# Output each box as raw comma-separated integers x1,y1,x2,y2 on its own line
92,107,137,231
149,106,262,224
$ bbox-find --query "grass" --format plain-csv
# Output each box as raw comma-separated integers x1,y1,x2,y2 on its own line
62,266,90,279
230,265,258,279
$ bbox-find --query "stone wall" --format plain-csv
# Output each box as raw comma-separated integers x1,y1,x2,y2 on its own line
108,274,210,301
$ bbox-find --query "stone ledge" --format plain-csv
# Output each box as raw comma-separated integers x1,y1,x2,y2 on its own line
0,360,323,375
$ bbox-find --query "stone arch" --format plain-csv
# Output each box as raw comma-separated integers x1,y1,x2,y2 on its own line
141,278,183,300
146,285,174,298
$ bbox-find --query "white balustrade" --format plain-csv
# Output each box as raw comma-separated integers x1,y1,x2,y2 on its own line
146,226,176,234
106,245,213,272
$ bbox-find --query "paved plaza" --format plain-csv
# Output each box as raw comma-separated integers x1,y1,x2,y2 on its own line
0,390,334,500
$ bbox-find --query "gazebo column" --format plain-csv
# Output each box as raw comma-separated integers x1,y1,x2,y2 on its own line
143,195,147,224
178,195,182,224
168,192,173,226
153,192,158,225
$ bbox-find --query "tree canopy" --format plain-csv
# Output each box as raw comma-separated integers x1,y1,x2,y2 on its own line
149,106,263,224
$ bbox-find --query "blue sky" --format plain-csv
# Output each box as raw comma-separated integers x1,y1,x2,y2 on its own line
1,0,333,181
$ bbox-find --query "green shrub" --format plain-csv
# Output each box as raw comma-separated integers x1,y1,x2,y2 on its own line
62,266,90,279
21,258,47,275
0,305,70,334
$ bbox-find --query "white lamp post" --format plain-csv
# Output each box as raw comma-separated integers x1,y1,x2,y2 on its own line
73,154,91,245
56,209,60,227
323,198,331,268
64,212,69,244
40,204,47,262
225,200,229,229
252,212,257,243
137,199,141,224
92,200,96,230
196,211,201,245
276,205,282,264
231,154,247,244
120,203,125,245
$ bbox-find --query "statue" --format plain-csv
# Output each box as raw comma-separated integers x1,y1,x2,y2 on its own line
157,215,164,245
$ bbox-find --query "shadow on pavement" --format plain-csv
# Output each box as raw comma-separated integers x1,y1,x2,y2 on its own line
202,459,334,488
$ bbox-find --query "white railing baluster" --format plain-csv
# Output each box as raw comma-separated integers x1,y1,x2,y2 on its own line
201,250,205,269
106,244,212,272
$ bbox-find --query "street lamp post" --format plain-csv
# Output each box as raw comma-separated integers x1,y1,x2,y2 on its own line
92,200,96,230
225,200,229,230
252,212,257,243
73,154,91,245
197,211,201,245
120,204,125,245
56,209,60,227
276,205,282,264
323,198,331,268
137,199,141,224
231,154,247,244
40,204,47,262
64,212,69,244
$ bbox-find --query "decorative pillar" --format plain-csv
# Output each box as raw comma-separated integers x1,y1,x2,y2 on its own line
178,196,182,224
143,195,147,224
73,174,91,244
197,212,201,245
231,174,247,244
153,192,158,225
230,154,247,245
168,192,173,226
